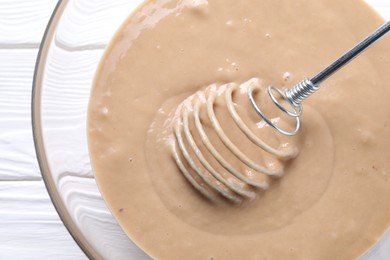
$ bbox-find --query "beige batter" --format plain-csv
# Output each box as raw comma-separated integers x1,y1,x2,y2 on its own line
88,0,390,259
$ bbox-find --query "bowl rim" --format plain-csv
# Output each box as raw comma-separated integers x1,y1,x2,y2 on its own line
31,0,97,258
31,1,389,259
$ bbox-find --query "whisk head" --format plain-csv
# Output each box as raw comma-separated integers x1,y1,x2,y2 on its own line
171,79,300,203
249,78,319,136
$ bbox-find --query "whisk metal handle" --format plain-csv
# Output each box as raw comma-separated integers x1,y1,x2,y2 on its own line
311,21,390,85
251,21,390,136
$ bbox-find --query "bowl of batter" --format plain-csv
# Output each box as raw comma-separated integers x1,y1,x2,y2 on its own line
33,0,390,259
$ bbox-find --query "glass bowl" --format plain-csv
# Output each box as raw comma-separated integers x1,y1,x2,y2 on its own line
32,0,390,259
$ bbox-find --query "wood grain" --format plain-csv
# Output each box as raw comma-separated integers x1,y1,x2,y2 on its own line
0,0,85,258
0,0,57,46
0,49,41,180
0,182,84,259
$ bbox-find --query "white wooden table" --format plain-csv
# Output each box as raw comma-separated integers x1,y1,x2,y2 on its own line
0,0,389,259
0,1,85,258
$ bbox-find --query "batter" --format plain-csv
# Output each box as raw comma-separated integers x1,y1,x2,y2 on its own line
88,0,390,258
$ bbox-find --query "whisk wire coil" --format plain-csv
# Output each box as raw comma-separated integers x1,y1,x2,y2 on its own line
172,81,298,202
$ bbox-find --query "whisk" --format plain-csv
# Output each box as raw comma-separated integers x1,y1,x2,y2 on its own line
172,21,390,202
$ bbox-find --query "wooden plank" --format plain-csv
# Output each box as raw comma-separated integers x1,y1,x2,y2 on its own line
0,181,85,259
54,0,143,50
0,0,57,46
0,49,41,180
